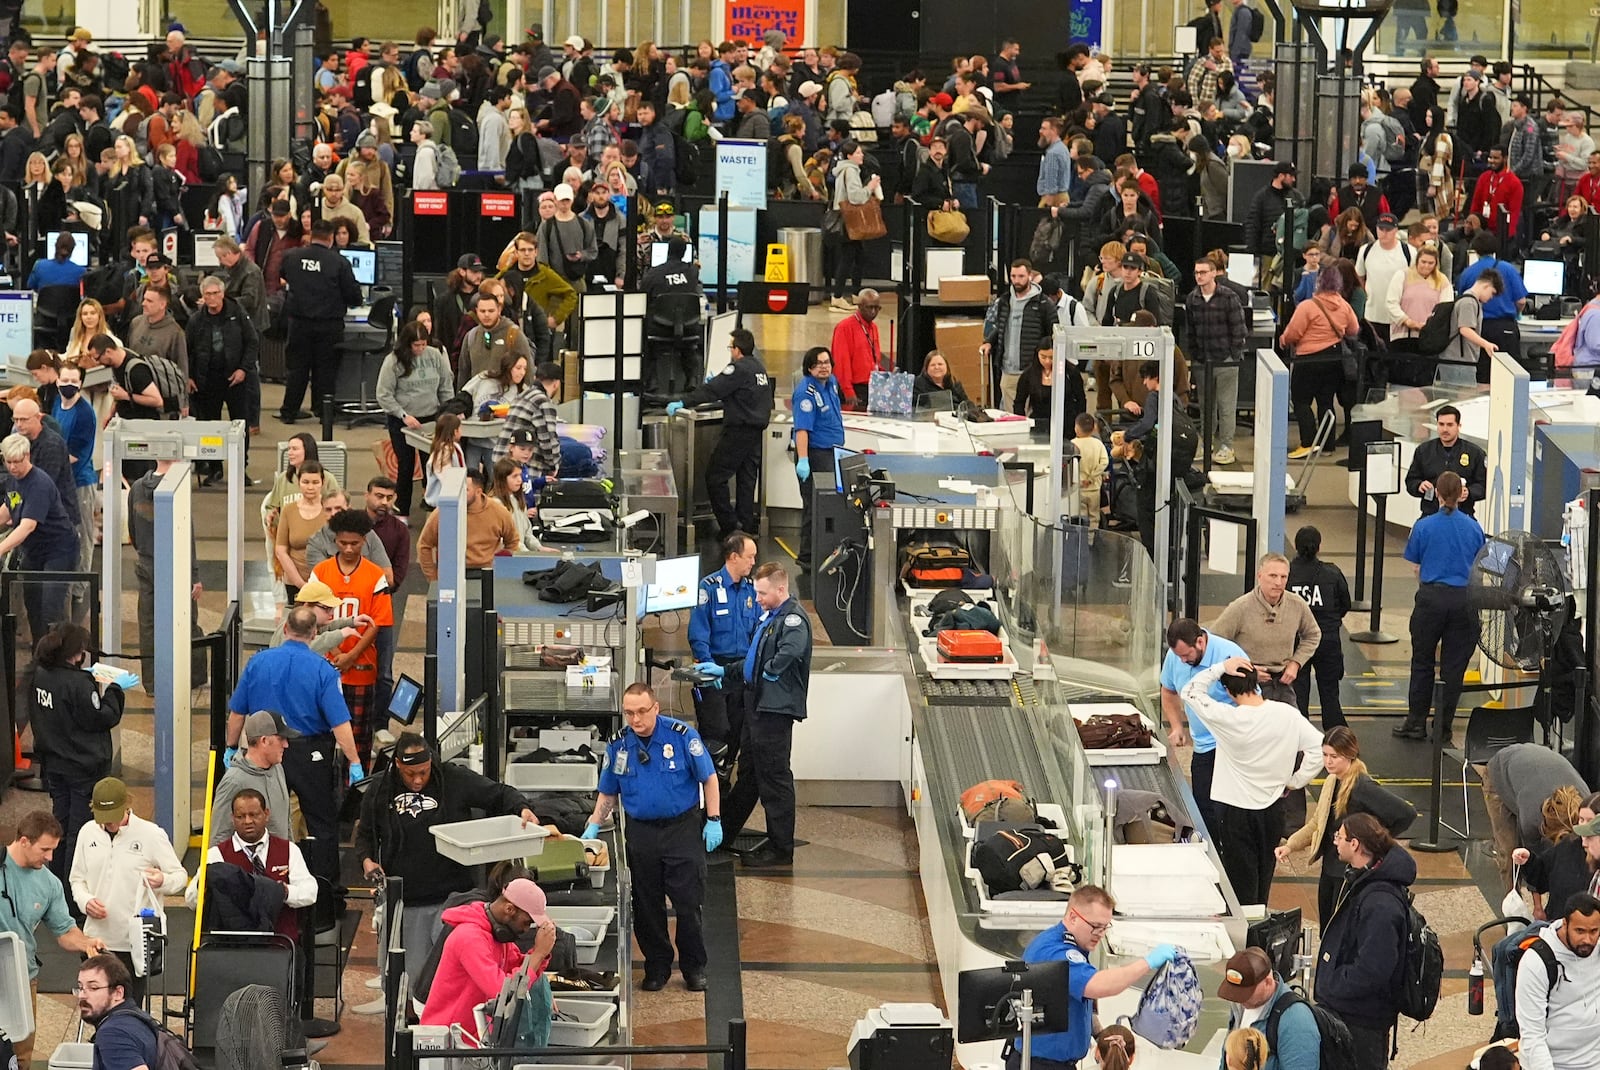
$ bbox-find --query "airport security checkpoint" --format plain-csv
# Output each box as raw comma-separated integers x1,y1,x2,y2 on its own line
10,3,1600,1070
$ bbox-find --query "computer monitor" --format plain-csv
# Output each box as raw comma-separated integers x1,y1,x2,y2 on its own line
1523,259,1565,297
192,234,221,268
955,961,1071,1044
650,240,694,267
44,231,90,268
837,451,872,493
387,673,423,725
340,248,377,286
644,554,701,614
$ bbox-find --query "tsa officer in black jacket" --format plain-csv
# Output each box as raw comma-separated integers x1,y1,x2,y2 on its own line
1403,404,1486,518
29,622,127,887
665,327,774,540
584,684,720,992
1287,525,1352,728
277,217,361,424
186,276,260,485
722,563,812,868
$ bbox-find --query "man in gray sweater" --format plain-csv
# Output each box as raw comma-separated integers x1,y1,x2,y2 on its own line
1211,552,1321,706
1484,743,1590,882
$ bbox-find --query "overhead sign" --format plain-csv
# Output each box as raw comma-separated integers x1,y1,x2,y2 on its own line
714,139,768,211
481,192,516,218
724,0,806,48
414,191,449,216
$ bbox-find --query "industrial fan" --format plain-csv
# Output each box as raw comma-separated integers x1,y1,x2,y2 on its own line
1471,531,1573,674
215,984,311,1070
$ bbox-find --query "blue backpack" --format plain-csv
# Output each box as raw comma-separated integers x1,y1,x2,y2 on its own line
1123,951,1203,1049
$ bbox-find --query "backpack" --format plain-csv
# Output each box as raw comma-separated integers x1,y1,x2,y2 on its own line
447,107,478,166
1247,3,1267,41
971,827,1080,893
352,64,375,109
673,131,699,186
1387,887,1445,1021
1490,922,1559,1038
1273,206,1311,253
109,1008,199,1070
1414,296,1461,355
198,144,225,182
767,135,788,190
433,143,462,187
1261,991,1360,1070
1138,276,1176,326
1383,122,1407,163
1075,713,1154,750
959,779,1026,820
870,89,897,128
100,50,131,89
899,537,974,587
1124,952,1204,1048
127,353,189,416
132,113,155,158
83,260,127,305
1553,298,1600,368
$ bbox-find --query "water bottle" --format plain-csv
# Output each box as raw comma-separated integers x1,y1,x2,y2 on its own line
1467,952,1484,1015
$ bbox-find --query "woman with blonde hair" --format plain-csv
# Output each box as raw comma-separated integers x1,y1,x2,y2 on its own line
20,150,49,216
1223,1028,1268,1070
1276,725,1416,925
1386,240,1452,341
66,298,118,360
168,109,204,181
106,134,154,236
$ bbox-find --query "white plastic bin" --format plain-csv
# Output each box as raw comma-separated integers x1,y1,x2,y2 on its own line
564,925,603,965
0,932,33,1043
548,906,616,942
47,1044,95,1070
504,762,598,791
430,815,549,865
546,999,617,1047
581,838,610,888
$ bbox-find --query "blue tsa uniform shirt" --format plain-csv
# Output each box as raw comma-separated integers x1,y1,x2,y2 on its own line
688,567,760,663
1404,507,1485,586
1019,922,1098,1063
791,376,846,449
1158,631,1247,755
598,716,717,819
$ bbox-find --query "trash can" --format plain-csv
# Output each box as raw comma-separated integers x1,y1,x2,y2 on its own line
777,226,823,296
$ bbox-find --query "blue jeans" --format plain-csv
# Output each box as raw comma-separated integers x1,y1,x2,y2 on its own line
953,182,979,209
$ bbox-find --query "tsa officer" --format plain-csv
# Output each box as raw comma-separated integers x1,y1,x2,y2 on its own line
583,683,719,993
1403,404,1486,518
1014,884,1176,1070
665,327,773,541
688,532,761,764
791,346,845,573
277,217,362,423
722,563,812,868
1396,470,1485,745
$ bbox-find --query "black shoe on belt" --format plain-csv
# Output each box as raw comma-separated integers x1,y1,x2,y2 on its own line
740,845,794,868
1392,722,1427,740
683,971,708,992
641,974,669,992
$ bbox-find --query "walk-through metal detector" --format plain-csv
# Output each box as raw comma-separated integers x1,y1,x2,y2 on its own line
1252,348,1290,555
1053,327,1176,607
101,420,247,843
432,469,469,722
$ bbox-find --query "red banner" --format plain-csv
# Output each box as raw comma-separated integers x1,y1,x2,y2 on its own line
724,0,805,47
413,191,449,216
481,192,516,218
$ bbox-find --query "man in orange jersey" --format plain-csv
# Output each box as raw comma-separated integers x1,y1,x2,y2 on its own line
309,509,393,768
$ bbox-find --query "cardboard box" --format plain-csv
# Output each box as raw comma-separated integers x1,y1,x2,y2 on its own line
938,275,991,303
933,318,987,406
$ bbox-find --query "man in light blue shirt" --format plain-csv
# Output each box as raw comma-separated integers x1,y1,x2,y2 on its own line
1159,617,1248,835
1036,117,1072,202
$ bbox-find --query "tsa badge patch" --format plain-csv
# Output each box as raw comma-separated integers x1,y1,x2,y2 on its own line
689,737,704,757
784,613,803,627
698,588,709,605
799,399,813,413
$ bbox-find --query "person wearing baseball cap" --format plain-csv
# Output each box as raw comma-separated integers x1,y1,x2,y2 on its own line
211,711,297,847
1215,946,1321,1064
1244,159,1302,259
264,577,375,653
1357,210,1411,345
70,777,188,1001
421,875,556,1035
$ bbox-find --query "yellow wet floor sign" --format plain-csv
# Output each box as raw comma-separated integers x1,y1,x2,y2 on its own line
765,244,789,282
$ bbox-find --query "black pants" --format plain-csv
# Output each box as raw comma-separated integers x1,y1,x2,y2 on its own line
1478,317,1521,381
281,318,345,419
831,240,864,300
705,425,762,538
1293,644,1346,728
722,706,796,854
111,949,148,1006
136,558,206,691
1190,747,1217,836
387,413,434,516
796,445,838,571
280,731,340,886
1292,355,1342,446
1407,582,1478,738
1333,1013,1392,1070
191,379,252,476
1215,799,1284,906
44,765,97,890
692,661,747,753
626,809,707,979
20,548,77,646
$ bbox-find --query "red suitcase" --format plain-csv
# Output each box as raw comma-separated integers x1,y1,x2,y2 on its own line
937,629,1004,663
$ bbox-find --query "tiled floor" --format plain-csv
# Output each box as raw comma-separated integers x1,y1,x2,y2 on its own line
2,299,1523,1069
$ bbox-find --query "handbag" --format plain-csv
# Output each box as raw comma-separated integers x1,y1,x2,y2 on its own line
842,197,888,241
927,208,970,244
820,207,844,245
1309,296,1362,380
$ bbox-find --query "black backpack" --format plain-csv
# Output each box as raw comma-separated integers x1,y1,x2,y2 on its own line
1248,3,1267,41
83,260,127,306
448,106,479,168
1383,886,1445,1021
673,131,699,186
1414,297,1461,355
971,827,1080,893
1261,991,1359,1070
198,144,225,182
766,135,787,190
352,64,375,109
103,1008,199,1070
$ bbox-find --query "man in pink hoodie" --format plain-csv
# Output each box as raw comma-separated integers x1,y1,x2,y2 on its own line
419,877,557,1035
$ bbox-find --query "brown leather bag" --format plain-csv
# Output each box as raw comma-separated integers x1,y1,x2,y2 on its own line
842,197,887,241
1075,713,1153,750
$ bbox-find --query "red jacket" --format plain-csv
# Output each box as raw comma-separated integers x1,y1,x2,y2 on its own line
420,901,546,1037
1470,169,1523,237
1137,170,1162,218
829,312,884,399
1577,173,1600,207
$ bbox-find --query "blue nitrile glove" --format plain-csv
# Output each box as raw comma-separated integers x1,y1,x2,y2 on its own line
224,746,239,766
796,457,811,481
695,662,726,678
665,401,684,416
115,670,141,691
704,820,723,852
582,822,601,841
348,761,366,786
1144,943,1178,970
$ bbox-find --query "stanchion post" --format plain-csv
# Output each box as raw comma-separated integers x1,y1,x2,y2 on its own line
716,191,730,315
1415,679,1457,852
1351,441,1399,644
728,1019,748,1070
1352,459,1370,610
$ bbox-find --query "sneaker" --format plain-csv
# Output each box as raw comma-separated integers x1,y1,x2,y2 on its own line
364,975,382,990
351,996,387,1016
1212,446,1236,465
829,297,853,312
1287,446,1313,460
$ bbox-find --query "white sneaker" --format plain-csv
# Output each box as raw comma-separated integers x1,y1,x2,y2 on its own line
829,298,853,312
351,997,387,1016
1212,447,1236,465
365,975,382,990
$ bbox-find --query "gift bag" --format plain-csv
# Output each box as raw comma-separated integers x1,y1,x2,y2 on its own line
867,369,914,414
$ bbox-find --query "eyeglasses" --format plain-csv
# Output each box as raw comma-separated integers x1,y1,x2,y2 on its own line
72,982,110,994
1070,908,1111,935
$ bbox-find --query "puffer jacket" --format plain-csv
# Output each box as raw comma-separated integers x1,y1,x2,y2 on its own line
185,296,260,388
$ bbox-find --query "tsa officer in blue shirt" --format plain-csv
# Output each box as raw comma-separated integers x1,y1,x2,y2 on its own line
1014,885,1176,1070
688,532,761,764
584,683,719,993
225,604,363,886
791,346,846,573
1397,470,1485,746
